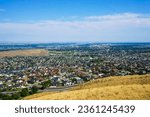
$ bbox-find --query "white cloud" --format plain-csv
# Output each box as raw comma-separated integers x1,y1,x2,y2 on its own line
0,8,5,12
0,13,150,42
84,13,140,21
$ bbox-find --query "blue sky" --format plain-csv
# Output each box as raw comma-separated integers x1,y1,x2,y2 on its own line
0,0,150,43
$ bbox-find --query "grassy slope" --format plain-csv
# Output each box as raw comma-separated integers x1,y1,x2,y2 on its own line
0,49,48,57
24,74,150,100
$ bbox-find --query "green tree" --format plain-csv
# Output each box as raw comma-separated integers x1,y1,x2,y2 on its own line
20,88,29,97
41,80,51,89
11,92,21,100
71,78,77,84
30,86,38,94
0,93,11,100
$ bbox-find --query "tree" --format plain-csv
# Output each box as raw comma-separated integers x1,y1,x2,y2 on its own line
71,78,77,84
11,92,21,100
30,86,38,94
41,80,51,89
20,88,29,97
0,93,11,100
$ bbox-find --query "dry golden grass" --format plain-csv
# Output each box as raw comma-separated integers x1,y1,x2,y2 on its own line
73,74,150,90
24,92,57,100
24,74,150,100
0,49,48,57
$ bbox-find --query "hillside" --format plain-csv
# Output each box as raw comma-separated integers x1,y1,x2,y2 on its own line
0,49,49,57
24,74,150,100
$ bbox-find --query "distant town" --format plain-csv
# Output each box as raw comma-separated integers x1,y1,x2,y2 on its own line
0,43,150,99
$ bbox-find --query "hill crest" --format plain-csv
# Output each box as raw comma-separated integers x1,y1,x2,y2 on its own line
24,74,150,100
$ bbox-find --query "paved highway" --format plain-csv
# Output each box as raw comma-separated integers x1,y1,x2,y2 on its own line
38,85,78,92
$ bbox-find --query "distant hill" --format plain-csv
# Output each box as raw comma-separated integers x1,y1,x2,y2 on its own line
0,49,48,57
24,74,150,100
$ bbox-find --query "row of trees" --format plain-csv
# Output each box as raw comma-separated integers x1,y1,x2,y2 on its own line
0,80,51,100
0,86,38,100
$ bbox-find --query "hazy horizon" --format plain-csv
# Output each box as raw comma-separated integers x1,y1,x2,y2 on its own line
0,41,150,45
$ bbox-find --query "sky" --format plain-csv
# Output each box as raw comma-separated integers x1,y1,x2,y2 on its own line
0,0,150,43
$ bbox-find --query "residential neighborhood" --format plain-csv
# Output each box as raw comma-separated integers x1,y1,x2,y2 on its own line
0,43,150,99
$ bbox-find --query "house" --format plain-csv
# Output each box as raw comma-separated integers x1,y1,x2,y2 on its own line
65,81,73,86
74,77,84,84
0,84,4,89
98,73,105,78
0,81,3,85
51,76,60,86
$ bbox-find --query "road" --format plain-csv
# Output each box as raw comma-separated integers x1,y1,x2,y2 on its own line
38,85,78,92
1,85,78,95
